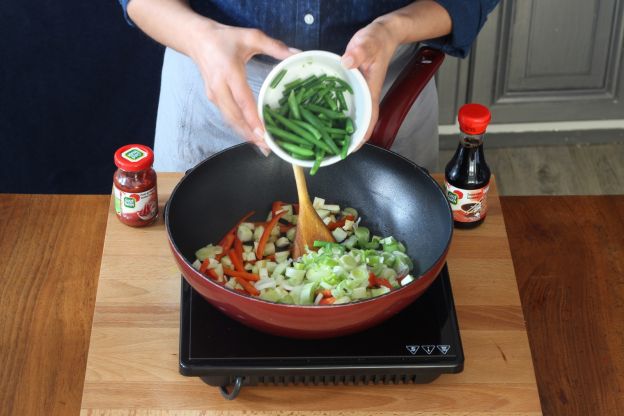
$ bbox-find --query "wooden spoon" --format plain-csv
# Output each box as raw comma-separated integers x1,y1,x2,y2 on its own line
292,164,335,259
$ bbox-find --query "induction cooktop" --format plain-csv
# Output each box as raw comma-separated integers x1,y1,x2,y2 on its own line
179,264,463,399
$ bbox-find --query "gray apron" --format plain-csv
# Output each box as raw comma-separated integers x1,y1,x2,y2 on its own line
153,44,438,172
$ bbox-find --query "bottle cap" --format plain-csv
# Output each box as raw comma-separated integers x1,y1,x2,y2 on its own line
458,103,491,135
114,144,154,172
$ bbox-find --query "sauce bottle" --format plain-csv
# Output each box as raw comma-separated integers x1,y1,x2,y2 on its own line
113,144,158,227
444,103,491,229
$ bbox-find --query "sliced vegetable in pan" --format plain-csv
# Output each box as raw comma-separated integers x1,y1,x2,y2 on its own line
193,199,414,305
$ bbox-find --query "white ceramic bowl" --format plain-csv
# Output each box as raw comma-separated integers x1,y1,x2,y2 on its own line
257,50,372,168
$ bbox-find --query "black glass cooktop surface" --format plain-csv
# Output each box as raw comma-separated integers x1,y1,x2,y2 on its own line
179,264,463,399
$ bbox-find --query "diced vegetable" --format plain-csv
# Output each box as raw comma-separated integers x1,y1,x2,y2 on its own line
193,199,415,305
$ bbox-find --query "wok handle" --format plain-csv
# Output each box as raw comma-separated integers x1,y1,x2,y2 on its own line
369,47,445,150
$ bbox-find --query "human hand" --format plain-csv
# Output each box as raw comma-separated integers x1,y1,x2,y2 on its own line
341,20,401,144
188,22,299,153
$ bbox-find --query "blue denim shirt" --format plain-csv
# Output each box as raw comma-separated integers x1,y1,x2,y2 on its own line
119,0,499,58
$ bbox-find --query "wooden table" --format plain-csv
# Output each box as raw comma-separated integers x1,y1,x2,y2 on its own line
1,178,623,415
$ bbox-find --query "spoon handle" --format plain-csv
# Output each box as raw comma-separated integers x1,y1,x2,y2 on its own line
292,164,312,207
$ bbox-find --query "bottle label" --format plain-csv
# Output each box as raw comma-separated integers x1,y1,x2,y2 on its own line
444,181,490,223
113,185,158,223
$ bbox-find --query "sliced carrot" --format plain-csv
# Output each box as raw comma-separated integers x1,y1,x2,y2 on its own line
234,237,244,267
271,201,284,216
233,275,260,296
219,210,255,246
321,289,333,298
263,254,276,261
199,258,211,274
256,210,287,258
319,297,336,305
375,277,393,289
368,272,377,288
223,267,260,281
219,233,235,252
228,248,245,272
327,214,354,231
206,268,220,281
368,271,393,289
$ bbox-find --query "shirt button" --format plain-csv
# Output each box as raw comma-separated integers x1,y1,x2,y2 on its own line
304,14,315,25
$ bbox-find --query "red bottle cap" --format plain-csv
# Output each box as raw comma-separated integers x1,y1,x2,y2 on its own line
114,144,154,172
458,103,491,135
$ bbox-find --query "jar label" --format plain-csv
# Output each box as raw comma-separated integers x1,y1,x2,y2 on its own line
444,181,490,223
113,185,158,222
121,147,148,163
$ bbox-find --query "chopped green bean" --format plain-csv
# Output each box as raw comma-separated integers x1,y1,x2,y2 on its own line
277,140,315,157
288,90,301,120
263,71,354,165
268,110,333,154
263,106,276,126
345,118,354,134
291,119,322,139
340,135,350,159
326,76,353,93
266,125,309,146
324,127,349,135
337,90,348,112
310,149,325,176
323,94,337,111
305,103,346,119
270,69,288,89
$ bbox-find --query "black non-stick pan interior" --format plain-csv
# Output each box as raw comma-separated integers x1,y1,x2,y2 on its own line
166,144,452,276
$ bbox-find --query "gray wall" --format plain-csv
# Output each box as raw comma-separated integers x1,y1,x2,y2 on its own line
437,0,624,125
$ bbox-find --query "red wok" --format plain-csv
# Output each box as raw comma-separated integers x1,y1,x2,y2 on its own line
165,48,451,339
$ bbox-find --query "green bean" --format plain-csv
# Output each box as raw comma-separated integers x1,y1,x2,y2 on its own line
305,103,346,119
302,74,328,90
263,106,276,126
337,90,348,112
340,135,351,159
283,75,317,96
300,107,326,132
345,118,354,134
266,125,309,146
287,90,301,120
263,71,354,164
268,110,333,154
310,149,325,176
323,93,337,111
291,119,322,139
283,77,305,90
324,127,349,135
277,140,315,157
326,76,353,93
270,69,288,89
295,87,306,104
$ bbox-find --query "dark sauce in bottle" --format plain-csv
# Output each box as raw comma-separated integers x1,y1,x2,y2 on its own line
444,104,491,229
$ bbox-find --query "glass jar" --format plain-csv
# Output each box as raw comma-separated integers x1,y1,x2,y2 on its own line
113,144,158,227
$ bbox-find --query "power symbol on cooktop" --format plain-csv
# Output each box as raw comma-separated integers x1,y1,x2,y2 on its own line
422,345,436,355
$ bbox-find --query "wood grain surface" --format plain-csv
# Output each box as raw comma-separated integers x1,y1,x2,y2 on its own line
0,194,109,416
79,173,542,415
502,196,624,415
6,186,621,415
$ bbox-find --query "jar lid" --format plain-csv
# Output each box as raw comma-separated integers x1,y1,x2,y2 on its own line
458,103,491,135
114,144,154,172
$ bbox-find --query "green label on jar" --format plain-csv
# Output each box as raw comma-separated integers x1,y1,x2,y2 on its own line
124,196,136,208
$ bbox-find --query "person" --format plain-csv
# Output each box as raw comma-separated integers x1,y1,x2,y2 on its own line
119,0,499,172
